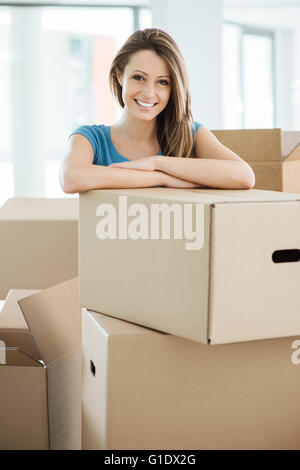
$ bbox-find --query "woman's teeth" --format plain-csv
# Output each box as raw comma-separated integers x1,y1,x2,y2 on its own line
135,99,157,108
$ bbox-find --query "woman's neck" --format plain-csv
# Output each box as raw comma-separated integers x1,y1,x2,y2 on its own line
112,113,157,145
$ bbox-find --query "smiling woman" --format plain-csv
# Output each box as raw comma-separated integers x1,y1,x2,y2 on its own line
60,28,255,193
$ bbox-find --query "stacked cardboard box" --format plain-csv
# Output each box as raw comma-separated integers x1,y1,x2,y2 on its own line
79,188,300,343
79,187,300,449
81,309,300,450
1,127,300,449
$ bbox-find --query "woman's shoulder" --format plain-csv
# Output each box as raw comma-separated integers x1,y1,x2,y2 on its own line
69,123,108,141
68,124,110,165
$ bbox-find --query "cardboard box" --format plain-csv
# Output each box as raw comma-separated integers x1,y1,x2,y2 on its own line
79,188,300,344
212,129,300,192
0,197,78,298
18,277,82,450
0,289,49,450
82,308,300,450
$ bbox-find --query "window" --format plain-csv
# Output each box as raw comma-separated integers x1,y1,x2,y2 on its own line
223,23,275,129
0,4,150,206
0,9,13,206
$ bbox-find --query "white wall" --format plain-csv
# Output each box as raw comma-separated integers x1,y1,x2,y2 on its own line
274,30,294,130
293,30,300,129
151,0,223,129
224,1,300,130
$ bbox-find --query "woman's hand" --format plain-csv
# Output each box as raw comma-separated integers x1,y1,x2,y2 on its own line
109,156,158,172
109,157,204,189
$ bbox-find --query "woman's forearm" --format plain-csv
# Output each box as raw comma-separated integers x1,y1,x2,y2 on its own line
61,164,165,193
155,156,255,189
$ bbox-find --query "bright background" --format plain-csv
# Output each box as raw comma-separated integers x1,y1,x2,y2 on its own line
1,0,300,206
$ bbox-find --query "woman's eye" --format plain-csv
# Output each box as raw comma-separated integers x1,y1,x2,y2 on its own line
132,75,169,86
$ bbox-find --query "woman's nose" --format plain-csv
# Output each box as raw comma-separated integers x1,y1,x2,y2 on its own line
143,81,156,97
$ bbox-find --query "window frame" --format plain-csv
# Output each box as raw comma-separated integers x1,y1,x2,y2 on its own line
224,21,276,129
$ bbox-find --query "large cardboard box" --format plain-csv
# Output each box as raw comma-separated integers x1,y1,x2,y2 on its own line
82,308,300,450
0,289,49,450
79,188,300,344
18,277,82,450
0,197,78,298
212,129,300,192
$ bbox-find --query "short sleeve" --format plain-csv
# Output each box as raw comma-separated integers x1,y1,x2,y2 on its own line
191,121,203,153
194,121,203,136
69,125,99,164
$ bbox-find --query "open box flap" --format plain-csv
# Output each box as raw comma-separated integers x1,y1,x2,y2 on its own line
0,289,40,329
0,289,42,360
285,143,300,162
211,128,282,163
281,131,300,160
18,277,81,367
1,347,45,367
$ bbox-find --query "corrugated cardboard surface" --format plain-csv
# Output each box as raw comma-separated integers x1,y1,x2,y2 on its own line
212,129,283,192
0,360,48,450
283,160,300,193
79,188,300,344
209,201,300,343
0,197,78,220
212,129,300,193
212,129,282,163
0,198,78,298
0,289,42,359
281,131,300,158
247,162,282,191
80,190,211,344
0,290,48,450
82,309,300,450
18,277,82,450
0,289,39,329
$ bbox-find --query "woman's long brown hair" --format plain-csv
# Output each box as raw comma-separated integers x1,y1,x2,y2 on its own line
109,28,197,158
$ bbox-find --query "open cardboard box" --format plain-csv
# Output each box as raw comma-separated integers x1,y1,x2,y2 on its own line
0,278,81,450
0,289,48,450
18,277,82,450
0,197,78,298
212,129,300,192
79,188,300,344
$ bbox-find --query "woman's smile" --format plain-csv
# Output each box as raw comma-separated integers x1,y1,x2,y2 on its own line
134,99,158,109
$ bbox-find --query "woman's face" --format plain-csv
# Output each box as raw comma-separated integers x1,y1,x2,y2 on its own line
116,49,172,122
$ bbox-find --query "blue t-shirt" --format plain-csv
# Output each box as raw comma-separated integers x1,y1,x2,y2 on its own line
69,122,203,165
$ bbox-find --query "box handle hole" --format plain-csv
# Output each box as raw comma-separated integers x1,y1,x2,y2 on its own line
272,249,300,263
90,360,96,377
